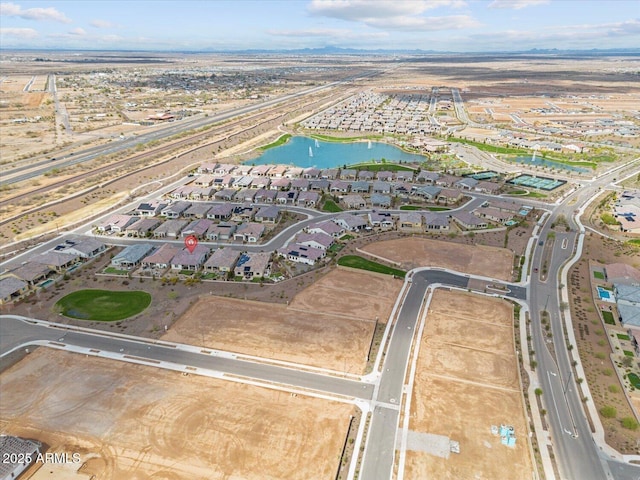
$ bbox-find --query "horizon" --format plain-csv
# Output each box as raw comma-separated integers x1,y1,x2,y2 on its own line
1,0,639,52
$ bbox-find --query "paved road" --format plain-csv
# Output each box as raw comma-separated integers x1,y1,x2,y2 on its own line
0,269,525,480
529,160,640,480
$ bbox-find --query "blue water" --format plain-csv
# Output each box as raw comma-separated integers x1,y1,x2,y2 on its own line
39,279,54,288
597,286,612,300
512,155,589,173
245,136,426,168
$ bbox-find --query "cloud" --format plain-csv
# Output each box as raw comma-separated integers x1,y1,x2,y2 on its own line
0,26,37,38
90,19,115,29
68,27,86,36
488,0,550,9
0,2,71,23
309,0,475,31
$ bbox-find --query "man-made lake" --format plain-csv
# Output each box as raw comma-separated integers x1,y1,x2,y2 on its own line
511,155,589,173
245,136,426,168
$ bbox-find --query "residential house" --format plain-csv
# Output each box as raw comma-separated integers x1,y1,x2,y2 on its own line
142,243,180,270
372,181,391,194
296,232,334,250
267,165,287,178
368,211,395,230
475,181,501,195
237,188,256,203
231,204,256,222
234,252,271,279
307,220,344,238
278,243,325,266
0,277,29,304
126,218,161,237
251,164,272,176
435,175,459,187
350,181,371,193
296,191,320,207
396,170,414,182
255,205,281,223
170,245,210,271
334,213,368,232
357,170,375,181
290,178,310,191
475,207,514,225
276,190,298,204
206,222,237,241
131,200,166,217
303,167,321,179
233,222,265,243
270,178,291,191
412,185,441,201
161,201,191,219
398,212,423,233
97,214,138,233
182,219,214,238
233,176,254,189
254,188,277,203
61,238,107,259
455,177,479,190
423,213,449,231
376,171,394,182
309,179,330,191
343,194,367,209
340,169,357,180
320,168,339,179
214,163,236,175
32,251,79,272
251,176,270,190
184,203,213,219
452,211,488,230
198,162,218,173
436,188,463,205
193,174,215,187
416,171,439,183
7,262,52,286
330,180,350,193
487,199,522,214
214,189,237,202
204,248,240,274
153,219,188,238
371,193,392,208
206,203,234,221
111,244,155,269
285,167,303,178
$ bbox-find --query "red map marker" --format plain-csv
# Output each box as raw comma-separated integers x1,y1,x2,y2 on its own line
185,235,198,254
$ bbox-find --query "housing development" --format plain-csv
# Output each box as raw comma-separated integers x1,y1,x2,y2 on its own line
1,5,640,480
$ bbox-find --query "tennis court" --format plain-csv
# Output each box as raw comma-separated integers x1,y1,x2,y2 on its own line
508,174,566,191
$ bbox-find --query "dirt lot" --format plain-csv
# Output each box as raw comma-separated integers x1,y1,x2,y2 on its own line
568,233,640,453
0,348,352,480
164,268,401,373
361,237,514,281
405,289,532,479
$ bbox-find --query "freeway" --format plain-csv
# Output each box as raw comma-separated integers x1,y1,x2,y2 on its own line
3,68,384,187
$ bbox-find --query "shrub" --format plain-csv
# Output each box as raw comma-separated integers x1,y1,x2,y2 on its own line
600,405,617,418
621,417,639,430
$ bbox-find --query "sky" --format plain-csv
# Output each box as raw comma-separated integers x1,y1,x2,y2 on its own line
1,0,639,52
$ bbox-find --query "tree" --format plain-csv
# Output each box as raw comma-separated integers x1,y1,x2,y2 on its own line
534,388,543,396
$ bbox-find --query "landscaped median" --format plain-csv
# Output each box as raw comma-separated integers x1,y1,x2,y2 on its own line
55,289,151,321
337,255,406,278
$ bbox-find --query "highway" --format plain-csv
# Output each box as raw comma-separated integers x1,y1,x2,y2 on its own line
2,69,383,187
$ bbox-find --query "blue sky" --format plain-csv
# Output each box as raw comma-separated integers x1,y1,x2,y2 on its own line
1,1,639,52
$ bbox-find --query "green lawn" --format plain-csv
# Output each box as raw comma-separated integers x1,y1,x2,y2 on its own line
328,243,345,254
628,373,640,389
339,234,354,241
259,133,291,150
627,239,640,246
602,311,616,325
593,271,605,280
322,200,343,212
103,267,129,275
617,333,631,341
522,191,547,198
448,137,529,155
56,289,151,321
338,255,406,278
601,213,619,226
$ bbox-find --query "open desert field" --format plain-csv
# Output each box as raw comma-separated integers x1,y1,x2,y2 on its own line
404,289,532,480
0,348,352,480
361,237,513,281
163,268,401,373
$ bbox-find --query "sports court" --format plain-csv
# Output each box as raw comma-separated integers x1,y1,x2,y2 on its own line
508,174,566,191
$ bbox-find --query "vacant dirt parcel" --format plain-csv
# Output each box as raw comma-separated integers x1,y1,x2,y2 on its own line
164,268,402,373
404,290,532,480
0,349,352,480
361,237,514,281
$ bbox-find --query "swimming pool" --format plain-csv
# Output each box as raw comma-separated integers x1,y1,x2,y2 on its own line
597,286,615,302
38,279,54,288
